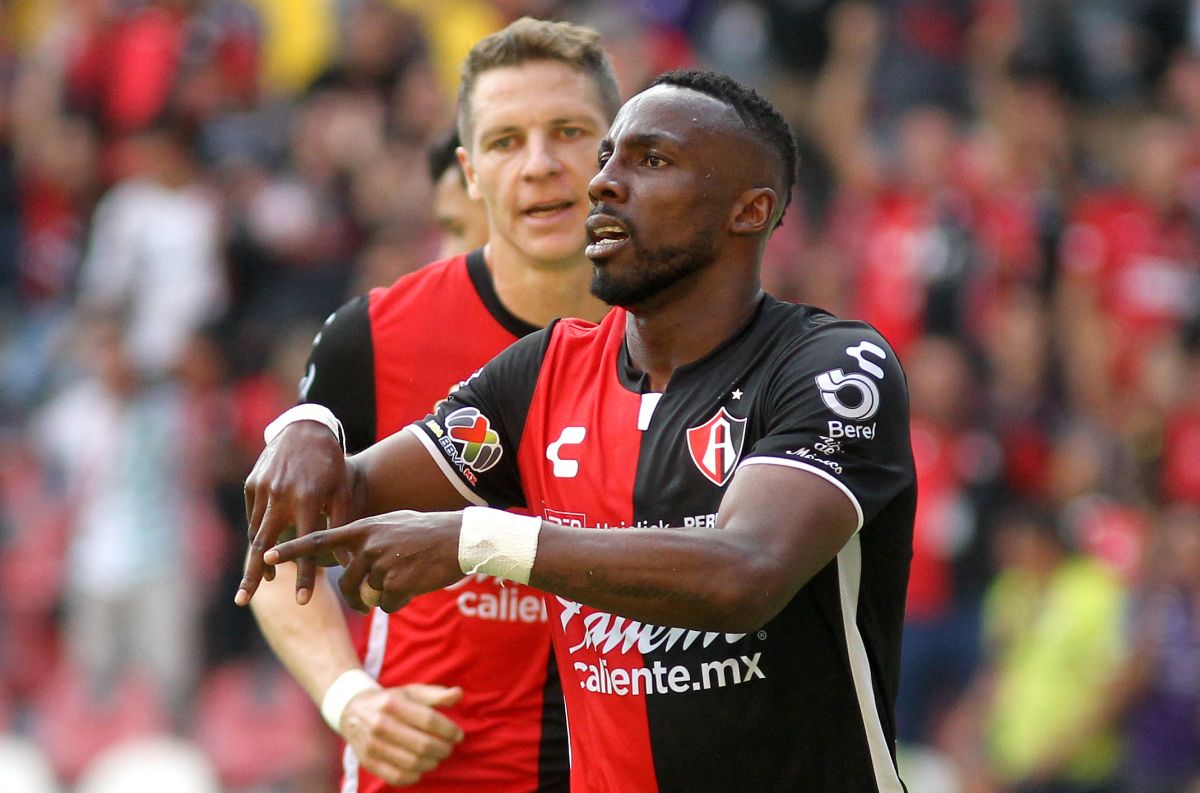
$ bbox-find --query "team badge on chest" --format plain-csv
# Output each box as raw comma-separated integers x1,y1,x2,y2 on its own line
686,407,748,486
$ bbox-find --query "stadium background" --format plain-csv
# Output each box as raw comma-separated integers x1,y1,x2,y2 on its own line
0,0,1197,791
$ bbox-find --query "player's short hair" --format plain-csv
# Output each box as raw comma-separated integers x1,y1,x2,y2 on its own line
457,17,620,147
648,69,799,227
426,127,465,186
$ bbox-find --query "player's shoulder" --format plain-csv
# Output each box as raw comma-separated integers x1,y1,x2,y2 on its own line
760,295,887,342
368,251,471,308
758,296,903,376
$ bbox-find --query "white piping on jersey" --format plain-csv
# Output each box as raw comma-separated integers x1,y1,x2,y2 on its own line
405,425,488,506
340,604,392,792
637,393,663,431
837,534,905,793
340,743,358,793
737,457,864,532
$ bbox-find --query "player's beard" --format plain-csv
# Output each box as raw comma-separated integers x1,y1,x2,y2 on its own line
589,226,719,308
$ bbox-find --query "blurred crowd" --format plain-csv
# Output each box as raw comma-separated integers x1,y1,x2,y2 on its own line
0,1,1197,792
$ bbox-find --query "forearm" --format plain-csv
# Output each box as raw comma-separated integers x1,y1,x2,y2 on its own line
531,523,787,633
353,428,472,516
250,561,364,705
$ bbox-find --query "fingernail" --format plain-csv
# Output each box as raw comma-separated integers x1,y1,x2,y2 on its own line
297,588,311,605
264,550,278,564
234,590,248,606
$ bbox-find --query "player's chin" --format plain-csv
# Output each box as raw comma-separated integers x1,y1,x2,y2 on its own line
521,229,587,263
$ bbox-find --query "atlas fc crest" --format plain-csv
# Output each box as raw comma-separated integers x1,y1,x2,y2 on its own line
686,407,747,486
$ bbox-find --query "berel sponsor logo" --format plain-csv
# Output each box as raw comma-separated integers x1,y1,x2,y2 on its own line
827,420,875,439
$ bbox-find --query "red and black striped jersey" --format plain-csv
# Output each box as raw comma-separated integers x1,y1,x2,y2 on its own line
300,249,568,793
409,295,916,793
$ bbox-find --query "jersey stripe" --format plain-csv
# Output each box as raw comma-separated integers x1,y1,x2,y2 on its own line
341,604,393,792
738,457,865,531
837,535,904,793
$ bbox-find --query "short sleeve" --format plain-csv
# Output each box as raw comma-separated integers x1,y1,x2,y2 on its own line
741,321,913,532
298,296,377,454
406,326,552,510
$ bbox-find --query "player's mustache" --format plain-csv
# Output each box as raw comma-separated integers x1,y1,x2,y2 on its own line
588,205,637,241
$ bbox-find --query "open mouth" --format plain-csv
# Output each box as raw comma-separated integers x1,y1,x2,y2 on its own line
524,200,574,219
585,214,630,259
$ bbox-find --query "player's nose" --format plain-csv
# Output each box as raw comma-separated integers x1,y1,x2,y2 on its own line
521,133,563,181
588,160,625,204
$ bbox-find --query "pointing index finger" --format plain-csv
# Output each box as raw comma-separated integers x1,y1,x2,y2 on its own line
268,524,356,566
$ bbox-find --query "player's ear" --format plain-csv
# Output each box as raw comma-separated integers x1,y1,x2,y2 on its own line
457,146,483,201
728,188,777,235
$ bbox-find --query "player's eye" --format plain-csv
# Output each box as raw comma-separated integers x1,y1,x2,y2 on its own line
490,135,517,150
559,126,584,139
643,153,668,168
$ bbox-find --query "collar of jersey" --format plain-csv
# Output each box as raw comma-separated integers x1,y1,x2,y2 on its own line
615,292,771,394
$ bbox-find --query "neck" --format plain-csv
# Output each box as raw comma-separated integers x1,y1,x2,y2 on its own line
485,242,608,327
624,261,763,392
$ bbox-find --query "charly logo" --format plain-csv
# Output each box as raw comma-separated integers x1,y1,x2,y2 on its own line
546,426,587,478
815,340,887,421
686,407,747,486
444,407,503,472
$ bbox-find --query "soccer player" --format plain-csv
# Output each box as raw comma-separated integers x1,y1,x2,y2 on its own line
242,71,916,792
245,18,618,792
426,127,488,261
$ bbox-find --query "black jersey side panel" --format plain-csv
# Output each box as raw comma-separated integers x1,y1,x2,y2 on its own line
300,296,377,453
628,298,913,792
535,644,569,793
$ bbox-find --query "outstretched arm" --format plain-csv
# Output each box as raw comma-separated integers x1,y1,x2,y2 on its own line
267,460,858,632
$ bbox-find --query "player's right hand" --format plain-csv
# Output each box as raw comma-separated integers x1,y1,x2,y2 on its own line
341,684,465,786
238,419,353,607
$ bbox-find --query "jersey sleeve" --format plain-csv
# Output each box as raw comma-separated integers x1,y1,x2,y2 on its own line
297,296,377,454
405,325,552,510
741,321,913,532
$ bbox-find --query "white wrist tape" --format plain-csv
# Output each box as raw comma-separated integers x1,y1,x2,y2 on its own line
320,669,380,733
458,507,541,585
264,403,346,452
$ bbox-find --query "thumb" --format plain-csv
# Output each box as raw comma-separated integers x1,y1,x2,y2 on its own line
403,684,465,708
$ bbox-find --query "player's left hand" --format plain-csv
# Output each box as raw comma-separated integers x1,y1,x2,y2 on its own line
266,510,464,613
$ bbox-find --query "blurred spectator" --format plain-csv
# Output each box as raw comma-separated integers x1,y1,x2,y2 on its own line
426,126,488,262
829,104,977,357
897,336,1001,749
1057,113,1200,423
976,503,1127,793
871,0,977,127
76,121,226,380
1117,505,1200,793
31,314,200,724
1160,351,1200,505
